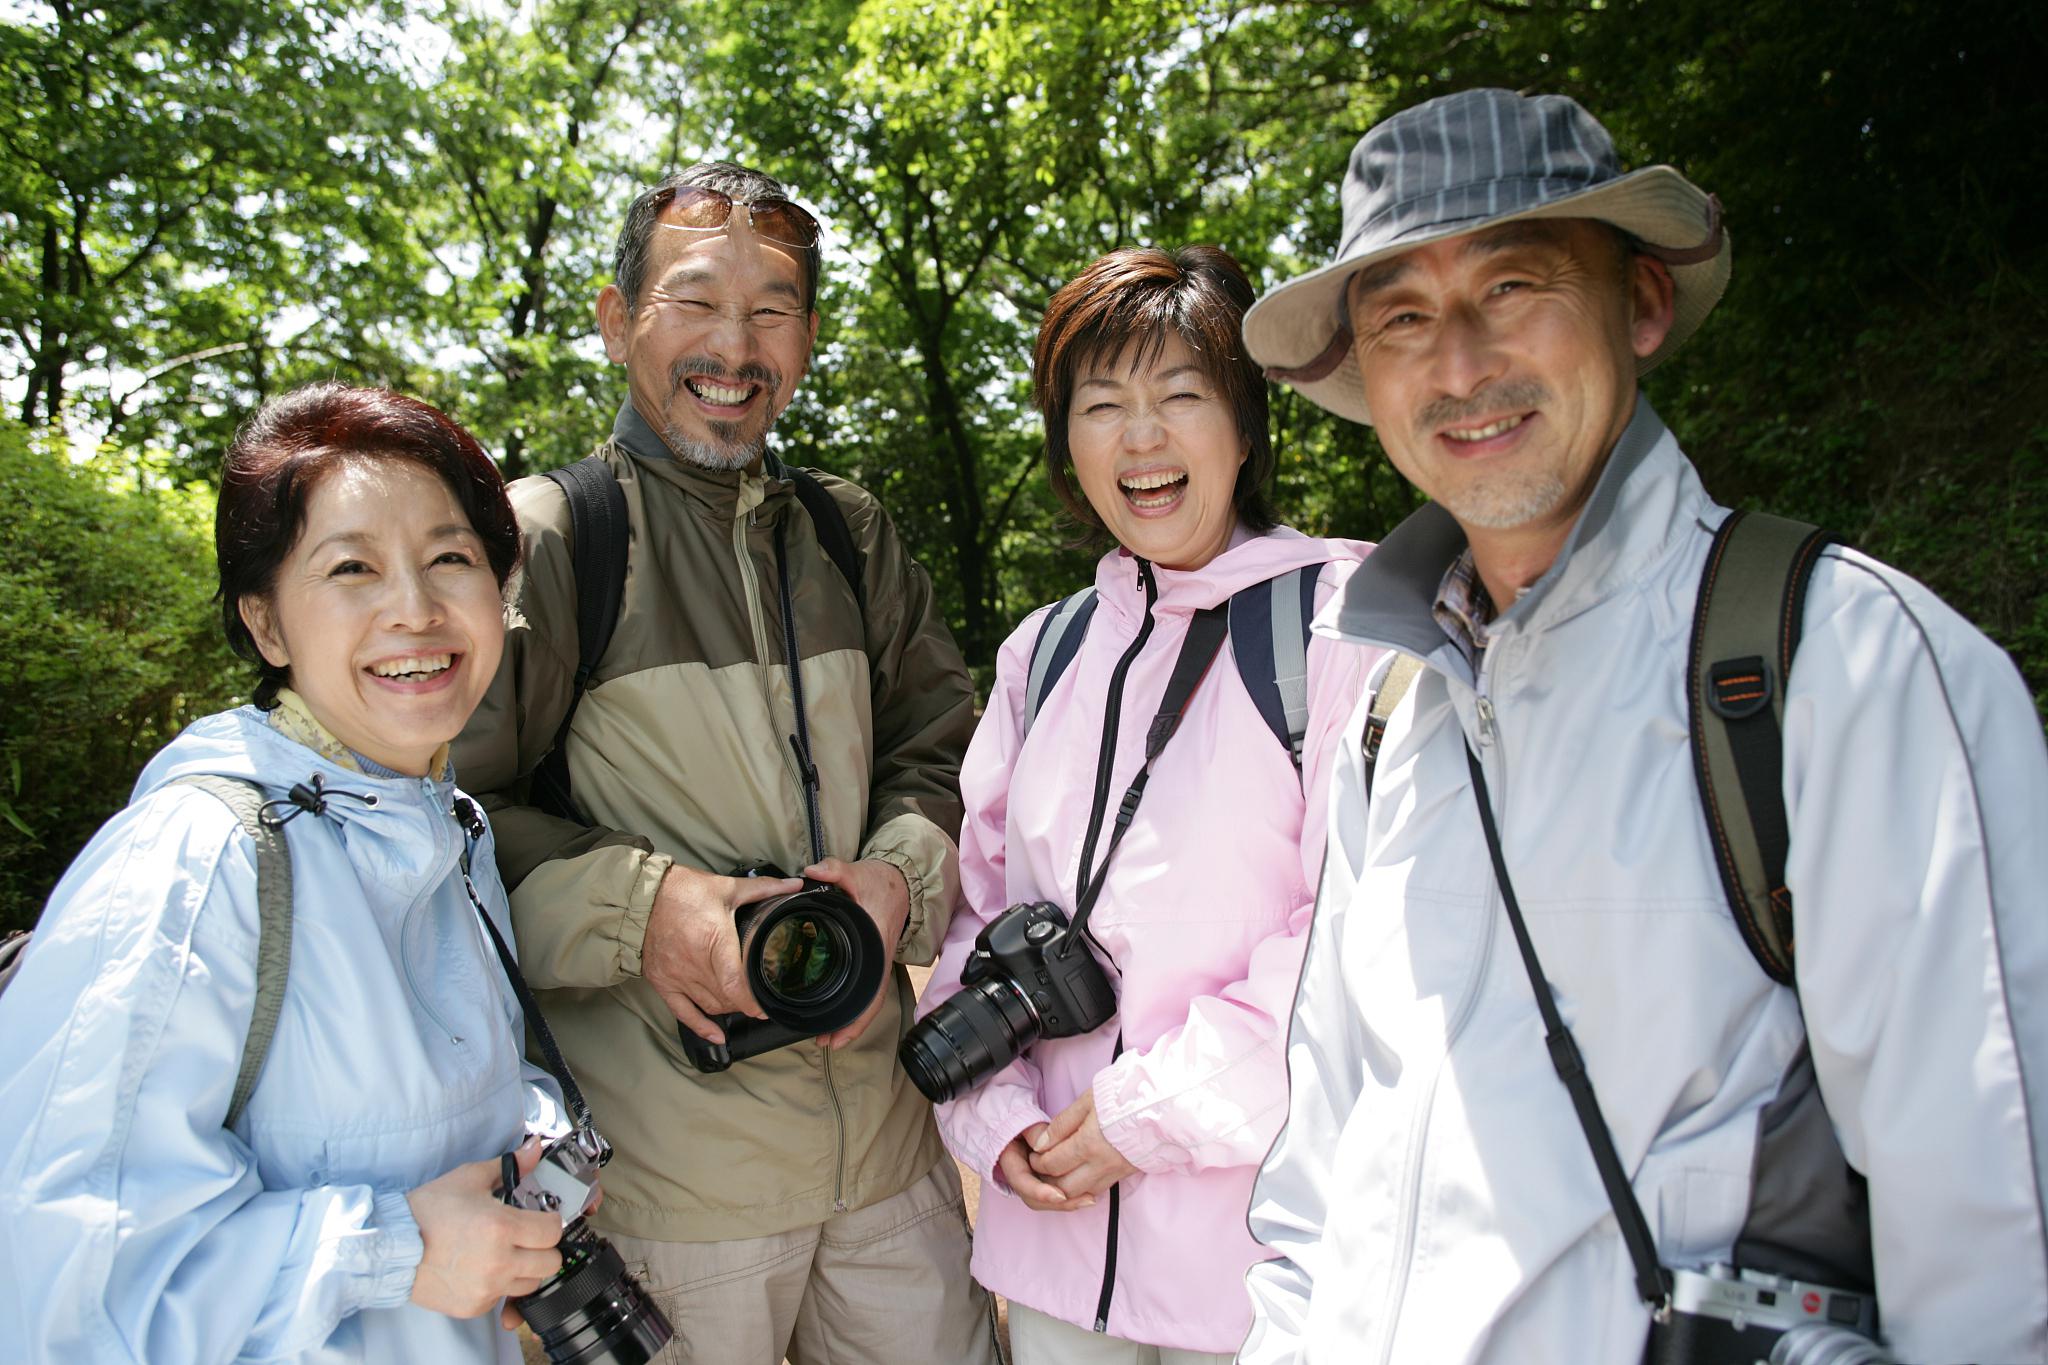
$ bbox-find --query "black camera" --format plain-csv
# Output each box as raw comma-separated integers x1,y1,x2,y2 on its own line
1644,1264,1886,1365
502,1131,672,1365
899,901,1119,1104
676,864,886,1073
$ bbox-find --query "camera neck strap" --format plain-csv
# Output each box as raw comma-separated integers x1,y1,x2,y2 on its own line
773,518,827,868
453,796,603,1148
1061,604,1230,958
1463,743,1672,1315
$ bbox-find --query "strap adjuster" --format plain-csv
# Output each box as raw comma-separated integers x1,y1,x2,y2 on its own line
1707,656,1773,720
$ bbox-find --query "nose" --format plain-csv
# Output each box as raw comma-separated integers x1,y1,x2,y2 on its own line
1431,299,1506,398
698,306,760,370
380,563,445,632
1121,405,1167,453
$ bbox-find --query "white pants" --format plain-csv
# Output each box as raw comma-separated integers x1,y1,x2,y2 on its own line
604,1159,1000,1365
1008,1301,1236,1365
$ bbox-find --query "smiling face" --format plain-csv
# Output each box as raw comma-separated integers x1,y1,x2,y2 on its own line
596,211,818,471
240,458,506,776
1348,218,1674,578
1067,333,1248,571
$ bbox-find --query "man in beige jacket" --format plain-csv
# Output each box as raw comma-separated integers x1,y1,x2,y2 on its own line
455,161,996,1363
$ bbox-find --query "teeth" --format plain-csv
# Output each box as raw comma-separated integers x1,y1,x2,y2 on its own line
1444,415,1524,443
689,379,753,405
1119,470,1187,492
371,654,452,679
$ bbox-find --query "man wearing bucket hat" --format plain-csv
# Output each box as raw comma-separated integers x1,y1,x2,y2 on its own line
1240,88,2048,1364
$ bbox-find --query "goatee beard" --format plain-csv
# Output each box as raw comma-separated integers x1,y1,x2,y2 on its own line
662,424,764,472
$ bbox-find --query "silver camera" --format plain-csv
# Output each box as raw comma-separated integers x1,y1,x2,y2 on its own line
1644,1263,1885,1365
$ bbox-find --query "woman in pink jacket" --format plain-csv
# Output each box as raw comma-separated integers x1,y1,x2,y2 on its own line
912,246,1376,1362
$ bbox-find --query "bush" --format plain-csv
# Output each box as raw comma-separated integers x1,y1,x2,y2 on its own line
0,419,243,933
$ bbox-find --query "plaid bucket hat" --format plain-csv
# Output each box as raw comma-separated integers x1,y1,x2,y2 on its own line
1242,87,1730,426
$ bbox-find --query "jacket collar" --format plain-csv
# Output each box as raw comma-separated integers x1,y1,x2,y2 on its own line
1089,523,1365,623
1324,395,1706,661
609,398,796,520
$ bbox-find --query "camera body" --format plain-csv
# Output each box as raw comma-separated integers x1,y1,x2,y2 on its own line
502,1131,673,1365
899,901,1118,1104
1643,1264,1885,1365
676,864,886,1073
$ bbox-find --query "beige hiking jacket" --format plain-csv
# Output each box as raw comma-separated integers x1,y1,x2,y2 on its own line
454,403,975,1242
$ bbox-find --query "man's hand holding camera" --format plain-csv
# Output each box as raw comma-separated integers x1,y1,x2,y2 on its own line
643,862,803,1043
802,855,909,1048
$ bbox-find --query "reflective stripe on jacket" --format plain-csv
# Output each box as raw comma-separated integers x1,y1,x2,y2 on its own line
924,526,1375,1353
0,709,562,1363
1243,399,2048,1365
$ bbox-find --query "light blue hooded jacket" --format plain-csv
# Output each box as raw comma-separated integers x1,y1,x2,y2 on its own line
0,707,566,1363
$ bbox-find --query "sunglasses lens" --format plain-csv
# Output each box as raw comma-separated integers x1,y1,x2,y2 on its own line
747,198,820,249
664,186,737,230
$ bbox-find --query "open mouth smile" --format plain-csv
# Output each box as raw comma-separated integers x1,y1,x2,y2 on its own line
682,376,763,413
365,652,461,691
1119,467,1189,512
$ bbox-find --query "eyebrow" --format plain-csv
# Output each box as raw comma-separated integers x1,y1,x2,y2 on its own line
1075,364,1208,392
666,265,804,306
1349,221,1570,302
305,524,477,558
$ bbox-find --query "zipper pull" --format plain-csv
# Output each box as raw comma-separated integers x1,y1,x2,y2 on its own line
1476,695,1498,747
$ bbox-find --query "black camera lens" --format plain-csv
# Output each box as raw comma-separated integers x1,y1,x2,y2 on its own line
514,1219,673,1365
755,910,850,1007
900,976,1041,1105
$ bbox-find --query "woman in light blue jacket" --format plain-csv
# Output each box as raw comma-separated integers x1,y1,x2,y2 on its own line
0,384,571,1362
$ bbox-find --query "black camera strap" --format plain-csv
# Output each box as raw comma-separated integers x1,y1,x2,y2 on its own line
773,518,828,867
1061,604,1231,959
1463,743,1672,1315
452,796,601,1145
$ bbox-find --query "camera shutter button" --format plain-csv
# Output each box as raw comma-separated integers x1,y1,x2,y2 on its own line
1025,920,1058,944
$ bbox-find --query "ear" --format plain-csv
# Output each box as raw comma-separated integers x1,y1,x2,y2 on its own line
1627,254,1678,361
240,595,289,670
596,284,631,364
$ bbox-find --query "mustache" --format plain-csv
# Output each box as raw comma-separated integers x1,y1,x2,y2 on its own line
1417,378,1550,432
667,355,781,397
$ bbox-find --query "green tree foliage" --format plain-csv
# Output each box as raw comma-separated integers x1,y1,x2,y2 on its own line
0,418,243,932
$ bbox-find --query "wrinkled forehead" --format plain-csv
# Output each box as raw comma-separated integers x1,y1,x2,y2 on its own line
1344,217,1596,305
645,214,808,302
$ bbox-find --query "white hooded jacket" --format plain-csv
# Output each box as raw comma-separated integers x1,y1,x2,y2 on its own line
0,708,566,1363
1242,400,2048,1364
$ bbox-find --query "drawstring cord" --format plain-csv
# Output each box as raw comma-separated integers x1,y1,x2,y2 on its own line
258,773,379,829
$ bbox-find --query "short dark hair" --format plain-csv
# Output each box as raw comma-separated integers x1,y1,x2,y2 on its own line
216,383,520,709
1033,245,1278,543
613,161,822,312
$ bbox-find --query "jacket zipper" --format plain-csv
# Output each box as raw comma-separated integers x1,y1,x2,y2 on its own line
1377,672,1506,1360
733,498,774,676
1078,560,1158,1335
823,1044,848,1211
401,785,468,1046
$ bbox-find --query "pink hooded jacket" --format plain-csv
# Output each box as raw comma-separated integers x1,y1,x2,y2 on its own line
922,527,1377,1354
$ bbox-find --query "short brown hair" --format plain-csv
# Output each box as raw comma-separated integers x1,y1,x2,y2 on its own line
216,383,520,708
1033,245,1277,542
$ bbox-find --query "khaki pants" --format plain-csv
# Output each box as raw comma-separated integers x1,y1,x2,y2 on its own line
606,1159,1001,1365
1008,1303,1234,1365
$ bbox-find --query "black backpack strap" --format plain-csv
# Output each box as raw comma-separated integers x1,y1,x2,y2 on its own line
787,467,865,614
1227,564,1321,775
1023,588,1100,734
533,456,630,824
1687,509,1838,985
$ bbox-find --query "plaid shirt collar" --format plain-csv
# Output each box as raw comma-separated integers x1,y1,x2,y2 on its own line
1433,548,1496,669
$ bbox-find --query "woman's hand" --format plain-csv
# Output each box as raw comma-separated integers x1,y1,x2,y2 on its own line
406,1136,566,1322
997,1122,1094,1213
1030,1088,1138,1201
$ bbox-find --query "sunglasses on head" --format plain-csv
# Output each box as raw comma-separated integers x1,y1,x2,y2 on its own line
654,186,821,250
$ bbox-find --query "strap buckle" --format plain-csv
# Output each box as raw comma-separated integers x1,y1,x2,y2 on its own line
1707,656,1772,720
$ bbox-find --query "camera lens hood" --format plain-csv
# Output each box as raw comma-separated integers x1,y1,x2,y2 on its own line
737,882,886,1034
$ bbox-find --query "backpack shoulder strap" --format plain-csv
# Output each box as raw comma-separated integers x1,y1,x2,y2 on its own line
533,455,630,823
170,774,293,1129
1687,508,1837,985
787,467,865,614
1227,564,1322,775
1023,588,1100,734
1362,651,1423,792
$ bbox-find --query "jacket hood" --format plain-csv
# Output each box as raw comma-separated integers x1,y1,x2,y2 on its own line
1092,523,1368,624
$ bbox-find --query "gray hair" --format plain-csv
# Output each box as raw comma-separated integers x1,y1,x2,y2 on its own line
612,161,821,311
